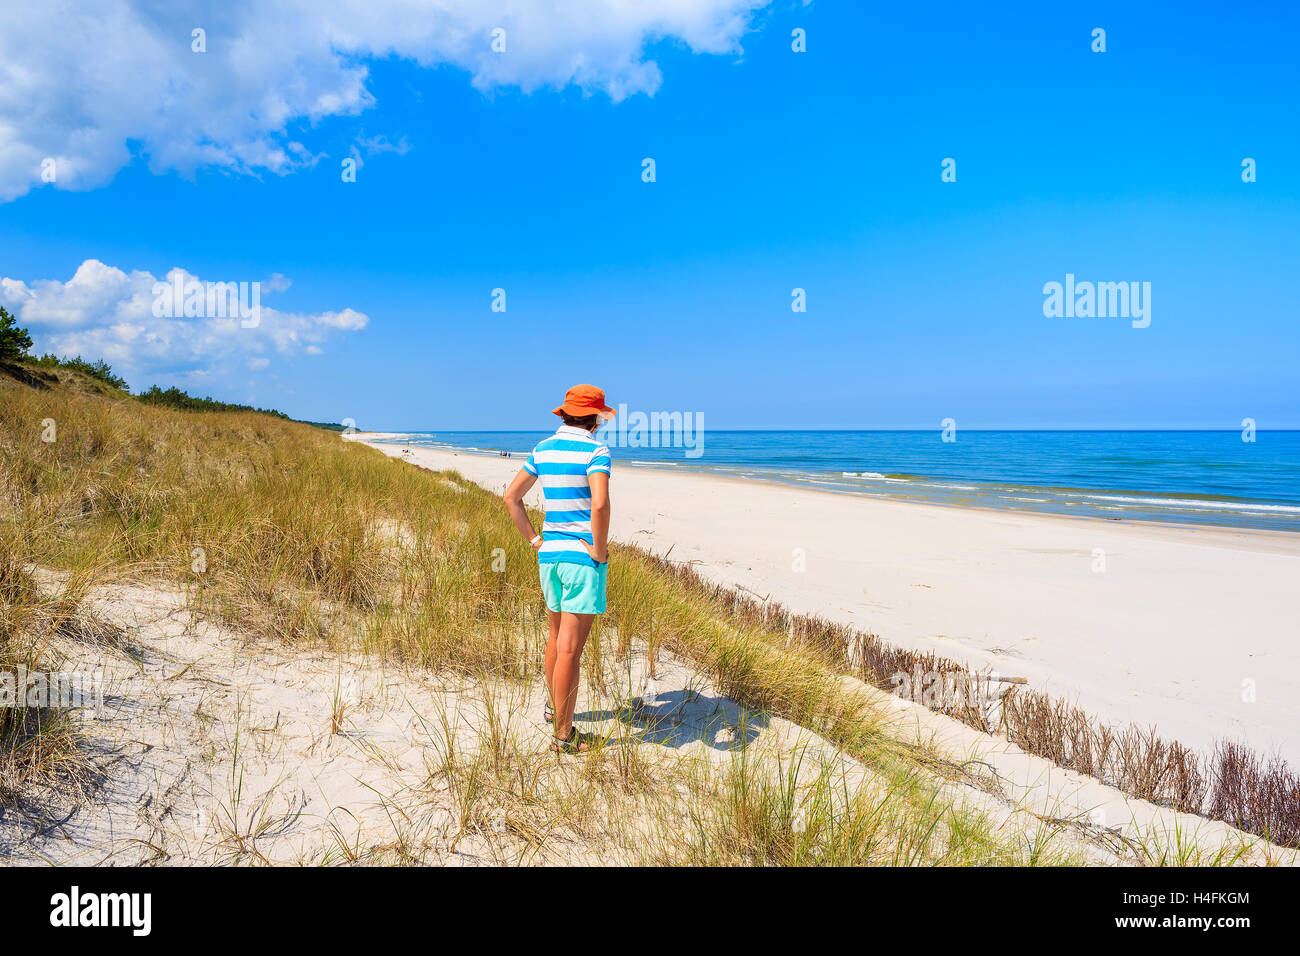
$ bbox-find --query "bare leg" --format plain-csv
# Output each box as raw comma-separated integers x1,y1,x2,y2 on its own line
544,608,561,713
552,612,595,742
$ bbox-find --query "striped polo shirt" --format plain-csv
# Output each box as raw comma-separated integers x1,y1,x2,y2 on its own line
524,425,612,567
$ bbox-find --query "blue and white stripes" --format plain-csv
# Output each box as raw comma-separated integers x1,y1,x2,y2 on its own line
524,425,612,567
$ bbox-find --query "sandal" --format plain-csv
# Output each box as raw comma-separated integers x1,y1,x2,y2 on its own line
551,726,597,754
544,701,554,724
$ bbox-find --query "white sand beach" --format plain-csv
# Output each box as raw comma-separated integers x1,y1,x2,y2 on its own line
362,438,1300,767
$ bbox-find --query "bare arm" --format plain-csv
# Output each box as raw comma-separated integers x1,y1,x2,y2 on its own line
585,472,610,563
503,468,542,550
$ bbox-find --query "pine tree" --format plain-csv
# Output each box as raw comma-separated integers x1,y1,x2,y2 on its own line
0,306,34,361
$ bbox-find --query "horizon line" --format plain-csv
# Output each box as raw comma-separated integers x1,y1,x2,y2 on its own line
367,426,1300,433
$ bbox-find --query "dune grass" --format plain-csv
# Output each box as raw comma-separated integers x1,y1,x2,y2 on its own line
0,526,96,804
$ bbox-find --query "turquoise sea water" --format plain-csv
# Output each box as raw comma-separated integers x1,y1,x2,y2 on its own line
373,430,1300,533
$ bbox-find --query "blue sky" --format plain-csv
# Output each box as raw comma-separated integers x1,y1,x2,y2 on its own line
1,1,1297,429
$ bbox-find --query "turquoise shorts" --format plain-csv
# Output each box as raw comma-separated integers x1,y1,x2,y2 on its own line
539,561,607,615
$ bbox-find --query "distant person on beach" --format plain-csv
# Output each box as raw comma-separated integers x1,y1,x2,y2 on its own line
503,385,615,754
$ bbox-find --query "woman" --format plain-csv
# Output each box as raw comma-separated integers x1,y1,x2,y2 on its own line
503,384,614,754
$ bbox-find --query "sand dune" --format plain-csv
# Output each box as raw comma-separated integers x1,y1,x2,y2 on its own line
11,565,1283,865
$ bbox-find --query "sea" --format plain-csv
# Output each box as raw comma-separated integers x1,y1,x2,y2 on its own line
370,429,1300,533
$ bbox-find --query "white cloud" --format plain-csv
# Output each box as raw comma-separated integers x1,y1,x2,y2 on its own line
0,0,768,201
1,259,368,383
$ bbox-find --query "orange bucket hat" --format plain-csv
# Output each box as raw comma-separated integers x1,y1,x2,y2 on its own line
553,384,616,419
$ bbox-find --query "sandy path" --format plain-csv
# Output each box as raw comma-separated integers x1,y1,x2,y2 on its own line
361,438,1300,766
